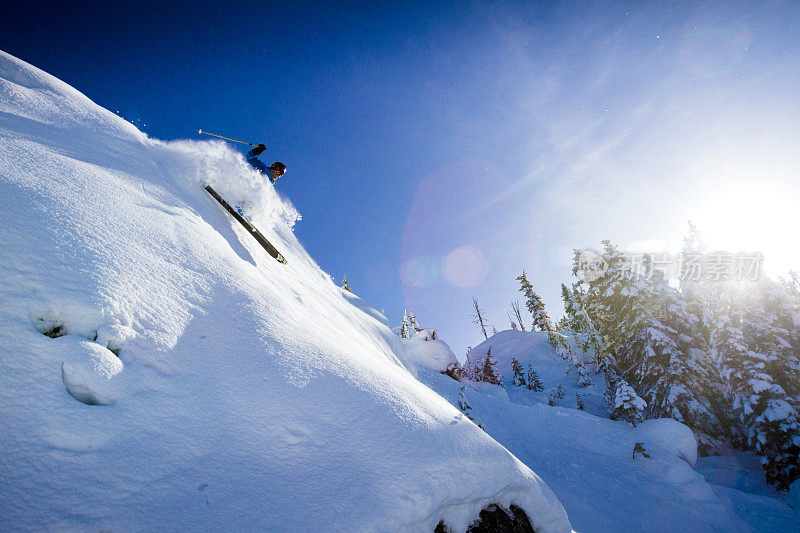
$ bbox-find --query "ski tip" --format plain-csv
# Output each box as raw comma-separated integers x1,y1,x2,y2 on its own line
278,256,288,264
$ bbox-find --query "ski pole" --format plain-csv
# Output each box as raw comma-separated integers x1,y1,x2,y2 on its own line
197,129,259,147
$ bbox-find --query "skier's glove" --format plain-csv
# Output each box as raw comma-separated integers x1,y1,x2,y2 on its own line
252,144,267,156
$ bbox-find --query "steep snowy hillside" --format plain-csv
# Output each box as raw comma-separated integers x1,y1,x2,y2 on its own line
410,330,800,532
0,51,570,532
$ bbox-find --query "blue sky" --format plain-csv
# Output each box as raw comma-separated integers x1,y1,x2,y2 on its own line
4,1,800,358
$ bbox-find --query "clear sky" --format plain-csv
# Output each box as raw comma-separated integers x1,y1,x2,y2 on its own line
3,1,800,359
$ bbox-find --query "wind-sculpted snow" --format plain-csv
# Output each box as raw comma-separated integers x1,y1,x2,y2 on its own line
0,51,570,531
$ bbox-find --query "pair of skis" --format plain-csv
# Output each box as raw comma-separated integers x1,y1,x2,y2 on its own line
204,185,287,265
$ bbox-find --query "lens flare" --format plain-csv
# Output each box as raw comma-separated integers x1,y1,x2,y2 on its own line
443,246,488,288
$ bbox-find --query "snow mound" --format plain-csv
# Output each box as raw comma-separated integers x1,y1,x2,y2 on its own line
639,418,698,466
400,329,460,375
59,336,124,406
471,330,607,415
0,51,569,531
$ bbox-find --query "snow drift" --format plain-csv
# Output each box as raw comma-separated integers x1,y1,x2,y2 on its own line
0,51,570,531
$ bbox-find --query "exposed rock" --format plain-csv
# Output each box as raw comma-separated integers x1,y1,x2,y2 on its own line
435,504,535,533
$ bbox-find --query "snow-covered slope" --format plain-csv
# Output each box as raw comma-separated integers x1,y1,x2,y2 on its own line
0,51,570,532
415,330,800,532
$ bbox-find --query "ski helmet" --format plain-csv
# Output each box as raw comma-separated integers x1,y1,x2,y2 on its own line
271,162,286,177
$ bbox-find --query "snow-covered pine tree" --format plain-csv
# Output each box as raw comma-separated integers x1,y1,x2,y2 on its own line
518,269,575,362
510,358,526,387
518,269,550,332
576,363,593,387
756,279,800,404
605,376,646,427
720,285,800,490
560,282,616,373
552,228,800,485
572,241,712,434
632,275,708,424
526,364,544,392
399,310,411,339
407,308,420,331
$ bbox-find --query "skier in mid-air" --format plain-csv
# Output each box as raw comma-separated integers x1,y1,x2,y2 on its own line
246,144,286,184
197,129,289,263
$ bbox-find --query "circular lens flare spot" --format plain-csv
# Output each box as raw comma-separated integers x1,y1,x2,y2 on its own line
443,246,488,288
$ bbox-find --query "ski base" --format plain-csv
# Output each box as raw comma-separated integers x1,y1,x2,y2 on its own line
204,185,287,264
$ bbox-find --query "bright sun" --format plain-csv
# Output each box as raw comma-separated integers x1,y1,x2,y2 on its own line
689,179,799,278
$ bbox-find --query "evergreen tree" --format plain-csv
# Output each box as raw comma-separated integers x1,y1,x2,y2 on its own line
554,315,570,331
399,310,411,339
576,393,585,410
546,385,566,406
457,386,482,429
463,347,475,381
605,376,646,427
716,287,800,490
480,347,501,385
518,269,575,361
510,358,526,387
576,363,593,387
560,282,615,372
572,240,713,434
498,226,800,486
407,308,420,331
676,223,729,442
526,364,544,392
547,389,559,406
518,269,551,332
341,275,352,292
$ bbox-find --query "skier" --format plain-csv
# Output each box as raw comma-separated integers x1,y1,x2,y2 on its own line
246,144,286,184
